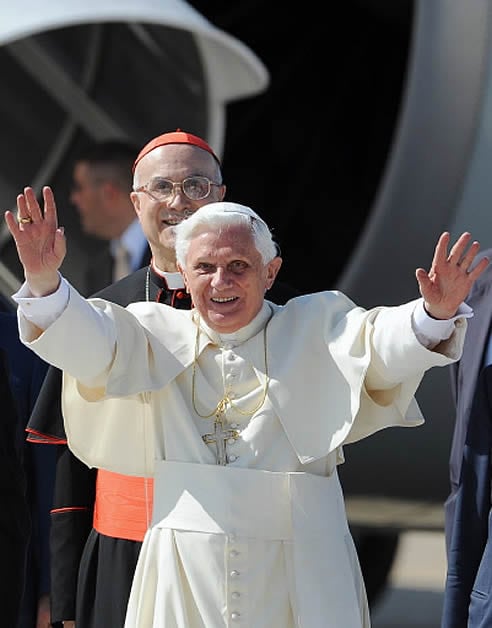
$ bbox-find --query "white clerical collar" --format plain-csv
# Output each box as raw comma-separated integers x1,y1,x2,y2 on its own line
161,272,184,290
198,301,273,347
152,265,184,290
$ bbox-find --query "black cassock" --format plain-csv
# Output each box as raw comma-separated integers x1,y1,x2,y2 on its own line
27,264,299,628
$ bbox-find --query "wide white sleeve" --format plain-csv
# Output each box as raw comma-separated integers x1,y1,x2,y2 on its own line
14,280,117,385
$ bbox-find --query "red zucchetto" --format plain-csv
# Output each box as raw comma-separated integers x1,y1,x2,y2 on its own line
133,129,220,172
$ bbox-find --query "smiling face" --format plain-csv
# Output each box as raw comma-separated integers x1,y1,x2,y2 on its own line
179,224,282,333
131,144,225,271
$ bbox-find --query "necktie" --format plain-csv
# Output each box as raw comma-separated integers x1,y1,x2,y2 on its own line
113,241,131,281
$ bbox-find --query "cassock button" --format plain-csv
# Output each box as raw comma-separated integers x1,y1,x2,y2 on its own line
228,454,238,462
231,591,241,599
230,570,240,577
231,612,241,621
227,438,236,445
230,549,239,557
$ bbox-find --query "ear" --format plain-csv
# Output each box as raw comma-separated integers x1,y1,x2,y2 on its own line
265,256,282,290
101,181,118,201
178,263,189,292
130,191,141,217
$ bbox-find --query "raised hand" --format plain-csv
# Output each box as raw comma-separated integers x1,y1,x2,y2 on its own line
4,186,66,296
415,231,489,319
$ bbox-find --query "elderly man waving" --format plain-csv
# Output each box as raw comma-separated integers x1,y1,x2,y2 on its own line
5,187,488,628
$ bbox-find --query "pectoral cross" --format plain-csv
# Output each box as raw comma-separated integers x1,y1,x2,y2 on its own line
202,414,239,466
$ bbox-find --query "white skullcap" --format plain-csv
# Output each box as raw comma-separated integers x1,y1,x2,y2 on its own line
193,201,268,226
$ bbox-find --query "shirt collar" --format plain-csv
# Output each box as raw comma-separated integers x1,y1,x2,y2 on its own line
111,219,148,272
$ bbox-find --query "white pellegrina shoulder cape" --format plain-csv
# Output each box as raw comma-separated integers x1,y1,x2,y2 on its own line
18,285,466,628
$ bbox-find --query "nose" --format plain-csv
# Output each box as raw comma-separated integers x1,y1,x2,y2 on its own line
165,186,196,217
70,192,82,212
211,267,231,288
69,185,79,205
166,183,187,204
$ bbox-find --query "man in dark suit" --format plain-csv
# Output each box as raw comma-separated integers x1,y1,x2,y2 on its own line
442,363,492,627
0,333,31,627
69,140,151,295
0,299,57,628
441,250,492,627
28,130,299,628
445,250,492,552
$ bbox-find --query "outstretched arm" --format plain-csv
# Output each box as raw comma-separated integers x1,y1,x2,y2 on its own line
4,186,66,297
416,231,489,319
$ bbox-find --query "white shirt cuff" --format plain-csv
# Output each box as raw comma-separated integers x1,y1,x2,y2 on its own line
13,274,70,329
413,299,473,346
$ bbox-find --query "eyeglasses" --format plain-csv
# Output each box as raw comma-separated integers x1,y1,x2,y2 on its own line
133,176,221,202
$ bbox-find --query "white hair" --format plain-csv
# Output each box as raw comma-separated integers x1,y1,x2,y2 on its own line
175,202,277,268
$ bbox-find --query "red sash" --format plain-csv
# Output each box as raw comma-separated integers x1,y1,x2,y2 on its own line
93,469,154,541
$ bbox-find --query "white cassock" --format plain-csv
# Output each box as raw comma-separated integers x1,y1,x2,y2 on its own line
18,284,466,628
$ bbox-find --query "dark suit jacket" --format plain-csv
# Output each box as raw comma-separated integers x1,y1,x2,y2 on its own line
446,248,492,550
0,346,30,627
442,365,492,628
0,310,55,628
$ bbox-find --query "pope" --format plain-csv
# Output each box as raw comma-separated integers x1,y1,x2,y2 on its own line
5,186,489,627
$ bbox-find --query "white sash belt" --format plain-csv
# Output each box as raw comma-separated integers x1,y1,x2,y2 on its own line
151,460,351,539
152,460,293,539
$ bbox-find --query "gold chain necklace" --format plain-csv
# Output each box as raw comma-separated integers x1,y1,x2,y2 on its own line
145,265,151,302
191,313,271,420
